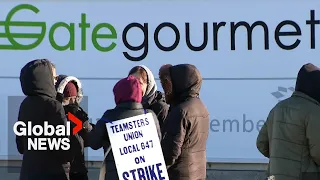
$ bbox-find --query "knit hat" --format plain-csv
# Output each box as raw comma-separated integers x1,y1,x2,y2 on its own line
113,75,142,105
63,82,78,97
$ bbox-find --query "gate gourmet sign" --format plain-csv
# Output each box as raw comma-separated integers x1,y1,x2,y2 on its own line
1,1,319,163
2,3,320,61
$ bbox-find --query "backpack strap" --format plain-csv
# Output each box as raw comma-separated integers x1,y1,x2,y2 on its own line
99,118,112,180
99,146,112,180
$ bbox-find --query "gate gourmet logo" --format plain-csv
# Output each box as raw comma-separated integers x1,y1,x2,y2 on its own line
13,112,83,151
1,4,320,61
0,4,45,50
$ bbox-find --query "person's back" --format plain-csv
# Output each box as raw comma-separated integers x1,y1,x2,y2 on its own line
17,59,70,180
257,63,320,180
165,96,209,179
88,75,161,180
268,93,320,179
159,64,209,180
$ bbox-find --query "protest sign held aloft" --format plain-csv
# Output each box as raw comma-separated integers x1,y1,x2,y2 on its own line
106,112,169,180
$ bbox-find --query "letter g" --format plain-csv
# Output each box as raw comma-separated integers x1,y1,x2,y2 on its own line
4,4,46,50
13,121,26,136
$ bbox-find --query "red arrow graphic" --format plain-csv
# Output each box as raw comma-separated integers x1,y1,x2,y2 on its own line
68,112,82,135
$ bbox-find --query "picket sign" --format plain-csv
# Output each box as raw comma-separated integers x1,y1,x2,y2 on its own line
106,113,169,180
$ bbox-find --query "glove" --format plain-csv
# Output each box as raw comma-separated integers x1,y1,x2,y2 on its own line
64,104,81,130
64,104,92,132
83,120,93,132
77,106,93,132
64,104,79,116
64,104,89,122
76,106,89,123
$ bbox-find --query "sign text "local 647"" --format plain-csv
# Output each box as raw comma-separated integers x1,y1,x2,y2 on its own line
13,112,83,151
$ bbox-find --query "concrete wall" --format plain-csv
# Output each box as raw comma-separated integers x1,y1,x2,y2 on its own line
0,161,268,180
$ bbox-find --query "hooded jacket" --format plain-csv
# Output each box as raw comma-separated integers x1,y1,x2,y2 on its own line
55,75,92,175
139,65,169,129
257,63,320,180
88,75,161,180
17,59,70,180
161,64,209,180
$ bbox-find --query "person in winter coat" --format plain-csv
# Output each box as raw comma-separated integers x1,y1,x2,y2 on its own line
88,75,162,180
257,63,320,180
158,64,210,180
55,75,93,180
129,65,169,129
16,59,71,180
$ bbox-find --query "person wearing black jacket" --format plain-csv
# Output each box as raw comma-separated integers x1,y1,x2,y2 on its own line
129,65,169,129
55,75,93,180
159,64,209,180
17,59,71,180
88,75,162,180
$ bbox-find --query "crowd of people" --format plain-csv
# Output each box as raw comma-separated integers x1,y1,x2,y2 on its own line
15,59,320,180
15,59,210,180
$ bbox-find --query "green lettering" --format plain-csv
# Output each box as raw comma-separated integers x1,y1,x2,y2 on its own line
79,13,90,51
1,4,46,50
92,23,117,52
0,4,119,52
49,22,75,51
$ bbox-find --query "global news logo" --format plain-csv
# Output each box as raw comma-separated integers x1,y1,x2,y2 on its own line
271,86,295,102
13,112,83,151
